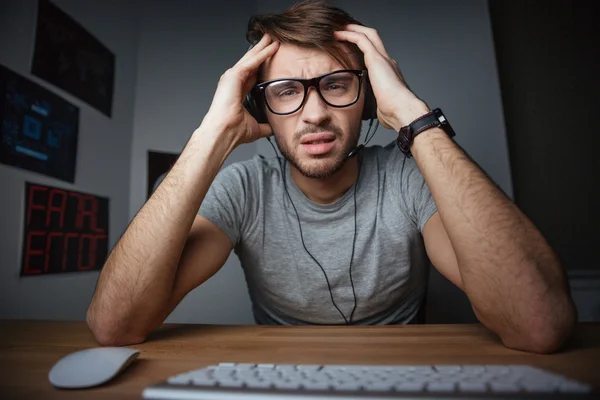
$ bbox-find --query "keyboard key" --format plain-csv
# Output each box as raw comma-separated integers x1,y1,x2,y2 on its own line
334,381,363,391
458,382,488,392
435,365,462,374
485,365,511,375
275,364,297,372
395,381,425,392
461,365,486,375
245,380,272,389
364,382,394,391
236,363,256,369
274,380,301,390
410,366,435,374
167,374,193,384
489,381,522,392
191,376,217,386
427,381,456,392
302,381,331,390
297,365,322,372
559,380,592,393
522,381,558,392
217,378,244,388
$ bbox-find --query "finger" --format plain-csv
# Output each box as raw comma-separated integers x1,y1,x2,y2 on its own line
236,41,279,74
237,33,272,66
333,30,384,60
246,33,272,55
344,24,390,59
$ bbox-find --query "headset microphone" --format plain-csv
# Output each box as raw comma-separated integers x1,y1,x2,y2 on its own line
348,144,364,158
347,118,379,158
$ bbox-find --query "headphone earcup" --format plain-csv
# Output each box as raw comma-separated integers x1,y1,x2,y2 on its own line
244,90,268,124
361,78,377,121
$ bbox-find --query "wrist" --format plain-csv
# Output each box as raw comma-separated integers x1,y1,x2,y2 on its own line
190,123,239,162
390,101,430,132
196,114,243,150
410,127,449,155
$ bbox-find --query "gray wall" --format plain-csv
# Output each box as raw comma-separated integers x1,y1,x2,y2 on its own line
128,0,258,324
0,0,138,320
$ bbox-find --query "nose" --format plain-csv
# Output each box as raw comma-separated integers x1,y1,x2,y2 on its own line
300,87,330,126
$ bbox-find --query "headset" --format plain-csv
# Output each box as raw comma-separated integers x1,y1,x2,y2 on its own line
242,42,381,325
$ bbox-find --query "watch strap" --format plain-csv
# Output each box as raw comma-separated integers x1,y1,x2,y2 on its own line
396,108,455,157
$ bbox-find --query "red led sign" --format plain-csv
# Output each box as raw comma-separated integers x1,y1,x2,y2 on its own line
21,182,109,276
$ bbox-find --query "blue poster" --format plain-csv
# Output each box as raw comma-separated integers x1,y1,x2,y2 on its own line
0,63,79,182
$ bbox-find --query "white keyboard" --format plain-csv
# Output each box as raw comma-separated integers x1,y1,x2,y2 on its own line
142,362,595,399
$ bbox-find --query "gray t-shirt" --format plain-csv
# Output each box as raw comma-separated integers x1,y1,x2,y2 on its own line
199,140,437,325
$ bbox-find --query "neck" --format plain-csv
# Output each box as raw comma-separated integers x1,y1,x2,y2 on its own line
289,157,360,204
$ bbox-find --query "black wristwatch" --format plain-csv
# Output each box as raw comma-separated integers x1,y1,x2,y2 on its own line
396,108,456,157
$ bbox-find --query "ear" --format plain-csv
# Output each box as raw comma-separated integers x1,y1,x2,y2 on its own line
361,77,377,120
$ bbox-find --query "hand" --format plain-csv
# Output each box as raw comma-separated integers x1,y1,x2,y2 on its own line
203,34,279,145
333,25,429,131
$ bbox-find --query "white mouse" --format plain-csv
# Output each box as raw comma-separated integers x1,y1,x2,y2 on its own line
48,347,140,389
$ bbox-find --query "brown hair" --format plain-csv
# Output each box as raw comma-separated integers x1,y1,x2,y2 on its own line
246,0,365,72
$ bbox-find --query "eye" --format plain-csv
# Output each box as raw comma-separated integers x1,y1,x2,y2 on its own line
279,89,299,97
324,83,346,91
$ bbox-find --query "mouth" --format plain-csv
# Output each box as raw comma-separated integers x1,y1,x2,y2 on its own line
300,133,337,155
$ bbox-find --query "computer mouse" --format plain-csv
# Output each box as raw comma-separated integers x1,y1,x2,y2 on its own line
48,347,140,389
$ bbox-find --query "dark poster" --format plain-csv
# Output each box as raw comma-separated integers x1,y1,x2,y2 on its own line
32,0,115,117
21,182,109,276
147,150,179,199
0,64,79,182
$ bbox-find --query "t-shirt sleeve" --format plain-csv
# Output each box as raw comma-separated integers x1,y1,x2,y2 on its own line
388,143,438,232
198,162,254,247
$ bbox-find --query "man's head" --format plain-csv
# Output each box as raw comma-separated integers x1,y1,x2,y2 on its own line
247,0,369,179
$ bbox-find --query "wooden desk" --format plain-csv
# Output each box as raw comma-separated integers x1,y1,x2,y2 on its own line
1,321,599,399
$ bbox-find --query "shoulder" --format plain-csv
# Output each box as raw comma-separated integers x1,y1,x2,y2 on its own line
361,139,415,172
216,154,282,186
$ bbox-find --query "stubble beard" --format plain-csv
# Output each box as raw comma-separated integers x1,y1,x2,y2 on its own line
274,121,362,179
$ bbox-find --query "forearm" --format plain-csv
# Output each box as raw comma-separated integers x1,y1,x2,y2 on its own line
410,127,575,353
87,121,237,344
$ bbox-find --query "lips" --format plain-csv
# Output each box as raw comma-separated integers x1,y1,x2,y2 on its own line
300,132,336,145
300,132,336,155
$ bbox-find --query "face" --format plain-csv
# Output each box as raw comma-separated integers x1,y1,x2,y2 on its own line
261,43,364,179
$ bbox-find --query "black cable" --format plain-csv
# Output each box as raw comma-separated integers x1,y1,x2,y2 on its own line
347,154,361,323
395,139,408,197
266,137,360,325
363,118,379,146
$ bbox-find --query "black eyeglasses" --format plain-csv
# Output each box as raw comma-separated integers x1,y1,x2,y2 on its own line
253,69,367,116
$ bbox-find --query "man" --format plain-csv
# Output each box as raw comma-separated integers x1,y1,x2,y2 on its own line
87,0,576,353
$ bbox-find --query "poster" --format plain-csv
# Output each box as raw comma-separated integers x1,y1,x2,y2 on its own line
0,63,79,182
31,0,115,117
21,182,109,276
147,150,179,199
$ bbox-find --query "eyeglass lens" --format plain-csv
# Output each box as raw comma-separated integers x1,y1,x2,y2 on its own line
264,71,360,114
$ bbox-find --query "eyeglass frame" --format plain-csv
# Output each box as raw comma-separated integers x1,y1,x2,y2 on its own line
252,69,368,116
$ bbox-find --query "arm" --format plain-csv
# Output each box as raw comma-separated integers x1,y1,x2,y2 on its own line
86,35,280,346
86,129,235,346
414,130,576,354
333,24,576,354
